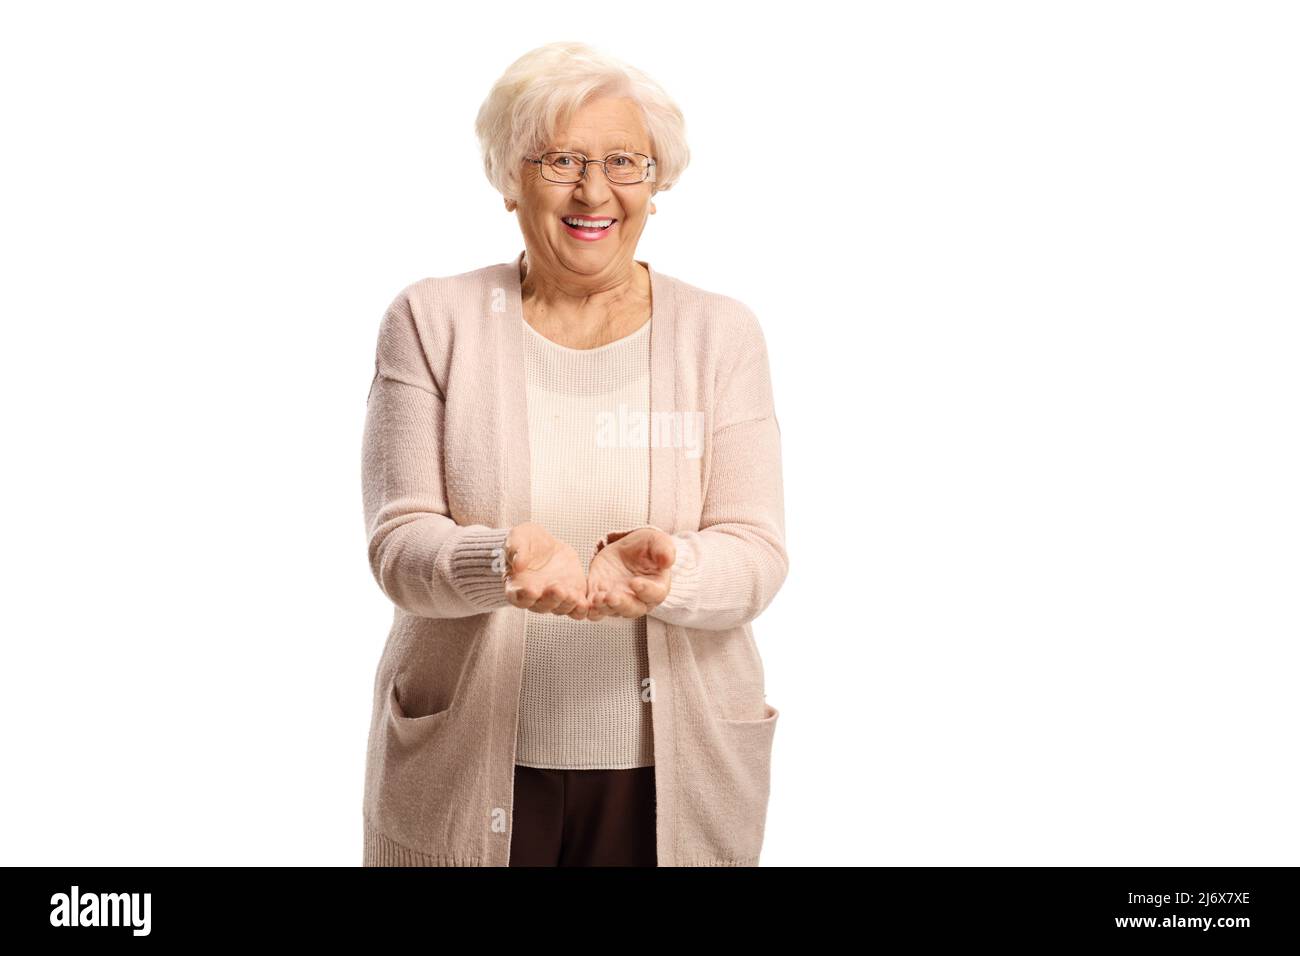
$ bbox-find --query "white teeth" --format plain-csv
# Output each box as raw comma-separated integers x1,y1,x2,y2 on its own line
563,217,614,229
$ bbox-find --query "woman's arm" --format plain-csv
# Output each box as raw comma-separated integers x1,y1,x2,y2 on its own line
361,292,513,619
602,305,789,630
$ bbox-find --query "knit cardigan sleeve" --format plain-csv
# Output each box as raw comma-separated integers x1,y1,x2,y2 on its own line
598,304,789,630
361,289,513,618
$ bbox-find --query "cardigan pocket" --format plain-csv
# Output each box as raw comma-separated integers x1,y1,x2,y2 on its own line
369,672,485,860
689,702,779,864
386,675,454,742
715,703,779,756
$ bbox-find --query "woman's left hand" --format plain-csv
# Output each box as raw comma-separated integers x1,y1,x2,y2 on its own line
586,528,675,621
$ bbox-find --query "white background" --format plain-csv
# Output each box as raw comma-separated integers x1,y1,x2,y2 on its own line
2,0,1296,866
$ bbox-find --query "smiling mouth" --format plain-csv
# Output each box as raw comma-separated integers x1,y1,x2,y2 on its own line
561,216,617,231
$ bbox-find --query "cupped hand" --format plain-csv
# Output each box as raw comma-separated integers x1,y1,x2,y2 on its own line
503,523,590,620
585,527,675,621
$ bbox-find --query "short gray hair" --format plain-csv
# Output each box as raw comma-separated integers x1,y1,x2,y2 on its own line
475,41,689,202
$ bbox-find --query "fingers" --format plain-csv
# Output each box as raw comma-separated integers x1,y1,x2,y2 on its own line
629,576,667,609
514,582,651,619
533,583,586,615
507,579,587,616
586,589,619,622
590,587,648,619
505,581,540,609
510,561,661,621
550,591,591,618
607,528,674,574
649,535,675,571
614,590,649,617
619,530,674,573
505,525,531,571
585,590,610,621
530,584,565,614
549,595,576,615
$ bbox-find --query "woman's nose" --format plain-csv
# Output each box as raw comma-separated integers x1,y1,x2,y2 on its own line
572,163,614,201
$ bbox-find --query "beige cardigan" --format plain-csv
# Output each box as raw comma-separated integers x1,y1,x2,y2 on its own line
360,250,788,866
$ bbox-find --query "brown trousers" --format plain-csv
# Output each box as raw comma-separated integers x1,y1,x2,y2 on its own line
508,763,657,867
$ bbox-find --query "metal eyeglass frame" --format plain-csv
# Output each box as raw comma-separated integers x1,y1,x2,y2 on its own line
525,150,657,185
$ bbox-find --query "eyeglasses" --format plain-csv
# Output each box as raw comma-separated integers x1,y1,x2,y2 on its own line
525,150,656,185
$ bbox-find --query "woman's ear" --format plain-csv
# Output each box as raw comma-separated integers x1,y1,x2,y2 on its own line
504,197,516,213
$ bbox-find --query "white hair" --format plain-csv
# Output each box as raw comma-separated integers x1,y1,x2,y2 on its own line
475,41,689,202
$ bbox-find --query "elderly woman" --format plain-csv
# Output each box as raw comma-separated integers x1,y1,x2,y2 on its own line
360,41,788,867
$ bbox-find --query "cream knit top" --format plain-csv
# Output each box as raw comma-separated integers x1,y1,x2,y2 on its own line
514,312,655,770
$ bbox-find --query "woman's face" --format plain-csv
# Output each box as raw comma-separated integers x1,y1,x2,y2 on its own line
507,95,656,281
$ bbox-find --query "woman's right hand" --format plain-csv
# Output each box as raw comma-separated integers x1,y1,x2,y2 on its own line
503,522,590,620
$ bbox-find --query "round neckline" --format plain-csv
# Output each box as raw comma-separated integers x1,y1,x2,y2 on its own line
521,312,651,354
514,250,655,354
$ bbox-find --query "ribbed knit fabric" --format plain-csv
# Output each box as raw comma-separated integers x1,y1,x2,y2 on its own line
514,315,654,769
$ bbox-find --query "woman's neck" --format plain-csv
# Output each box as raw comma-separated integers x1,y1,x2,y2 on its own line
519,253,651,348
